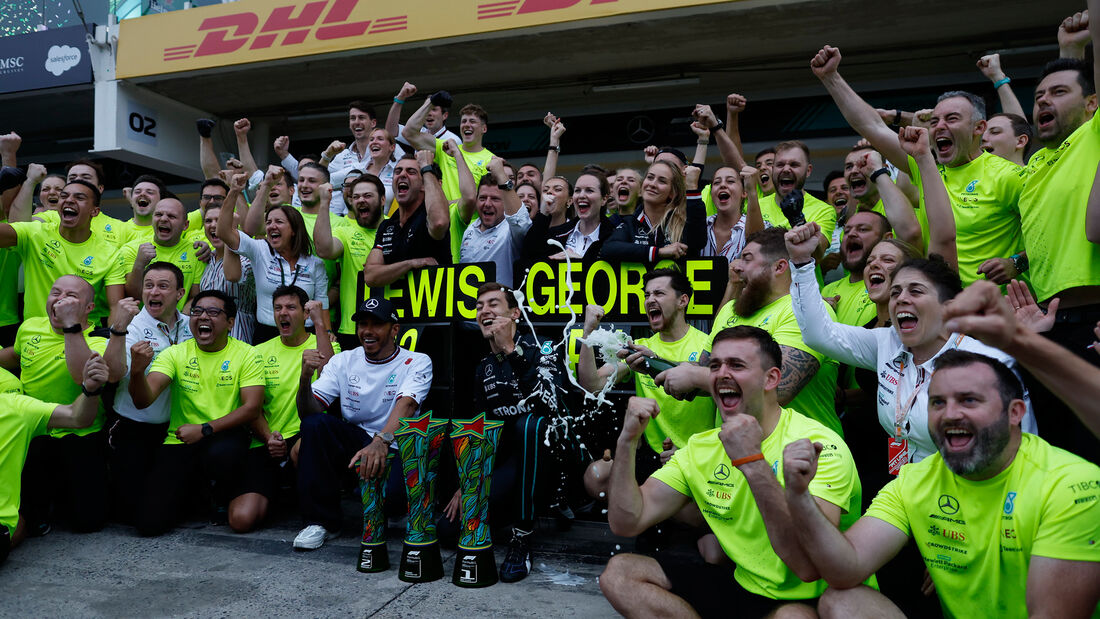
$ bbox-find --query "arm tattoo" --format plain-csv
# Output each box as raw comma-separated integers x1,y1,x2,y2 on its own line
777,346,820,405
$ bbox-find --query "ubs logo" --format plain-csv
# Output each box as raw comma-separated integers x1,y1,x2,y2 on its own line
713,463,730,480
938,494,960,515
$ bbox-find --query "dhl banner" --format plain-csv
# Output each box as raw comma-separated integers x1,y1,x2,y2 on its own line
116,0,737,79
369,258,728,323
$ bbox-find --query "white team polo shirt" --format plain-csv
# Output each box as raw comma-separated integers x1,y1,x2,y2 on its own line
311,346,433,435
459,207,531,287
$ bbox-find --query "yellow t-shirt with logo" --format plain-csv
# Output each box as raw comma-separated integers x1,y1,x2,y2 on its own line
252,334,340,447
14,317,107,437
1020,112,1100,302
0,242,20,327
116,238,206,310
907,152,1023,287
11,221,126,323
760,191,837,245
708,296,841,435
821,275,876,327
117,220,156,246
36,210,128,246
332,224,377,334
653,408,863,599
866,433,1100,619
0,393,56,535
150,338,265,445
435,139,492,262
634,327,716,454
0,367,22,394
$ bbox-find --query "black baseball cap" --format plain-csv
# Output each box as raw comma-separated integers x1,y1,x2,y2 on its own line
352,297,399,324
430,90,453,109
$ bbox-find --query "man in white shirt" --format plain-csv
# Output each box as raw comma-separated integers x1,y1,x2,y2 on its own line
459,157,530,287
104,262,193,522
292,297,433,549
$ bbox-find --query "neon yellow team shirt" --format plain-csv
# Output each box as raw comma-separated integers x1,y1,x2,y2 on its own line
708,296,841,435
634,327,716,454
0,393,57,535
760,191,837,245
116,238,206,310
0,367,21,394
821,275,876,327
296,208,348,297
0,245,20,327
907,152,1023,287
332,224,377,334
1020,112,1100,302
252,334,340,448
15,317,107,437
866,434,1100,619
116,220,156,246
435,139,492,262
36,209,128,245
653,409,864,600
150,338,265,445
11,221,125,322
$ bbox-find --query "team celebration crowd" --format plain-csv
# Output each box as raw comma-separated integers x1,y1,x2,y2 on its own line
1,5,1099,617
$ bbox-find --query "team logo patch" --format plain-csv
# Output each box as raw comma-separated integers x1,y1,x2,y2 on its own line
688,352,698,362
105,224,112,232
365,298,379,309
386,373,397,385
181,252,188,261
83,256,93,266
540,341,553,355
938,494,960,515
1003,491,1017,515
221,360,230,371
349,374,360,384
713,463,730,480
965,180,978,193
188,357,199,367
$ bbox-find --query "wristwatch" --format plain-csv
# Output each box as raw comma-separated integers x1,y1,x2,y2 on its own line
375,432,394,443
1011,253,1029,273
498,179,515,191
62,324,83,334
201,422,214,438
869,167,891,184
420,164,441,178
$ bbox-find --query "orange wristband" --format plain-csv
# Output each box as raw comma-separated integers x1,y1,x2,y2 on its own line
730,453,765,468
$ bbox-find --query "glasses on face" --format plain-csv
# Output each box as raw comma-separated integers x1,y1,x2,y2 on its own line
190,306,225,317
201,194,226,202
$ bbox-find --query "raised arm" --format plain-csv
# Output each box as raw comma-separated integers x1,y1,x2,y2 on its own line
242,169,276,239
0,132,20,168
606,397,691,537
543,114,565,180
387,82,417,142
1059,9,1092,60
900,127,957,268
784,439,909,588
811,46,909,166
312,183,342,260
104,297,140,383
9,163,45,223
857,150,922,247
742,165,766,237
417,150,450,240
401,99,438,151
449,139,477,222
47,353,109,429
217,175,246,250
976,54,1026,118
689,107,711,168
577,305,630,393
720,94,750,170
233,119,259,178
127,341,171,408
1090,2,1100,103
54,297,97,385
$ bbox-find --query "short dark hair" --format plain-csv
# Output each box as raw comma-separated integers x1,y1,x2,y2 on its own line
989,112,1035,160
932,349,1024,409
64,179,101,207
823,170,845,193
132,174,168,198
299,154,321,165
643,267,693,299
711,325,783,370
347,100,377,120
352,174,386,200
272,284,309,308
893,255,962,302
655,147,688,165
849,210,891,235
144,261,185,289
201,178,230,194
299,162,330,182
744,227,789,263
1040,57,1095,96
66,158,105,186
936,90,987,121
754,147,775,161
459,103,488,124
476,282,517,309
191,289,237,319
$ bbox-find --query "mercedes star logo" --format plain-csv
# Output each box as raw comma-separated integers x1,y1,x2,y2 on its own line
365,298,379,309
627,115,655,145
938,494,960,515
713,463,730,480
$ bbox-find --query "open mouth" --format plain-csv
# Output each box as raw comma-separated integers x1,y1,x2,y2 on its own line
935,136,954,159
646,306,663,323
156,223,172,235
278,319,292,332
834,196,848,208
617,186,630,200
867,272,886,289
844,238,864,255
395,180,410,197
268,231,282,242
361,336,378,347
136,197,151,208
849,176,867,195
777,174,796,192
896,311,918,332
196,323,213,335
941,426,974,451
61,205,79,219
1036,110,1056,132
716,190,732,204
759,173,771,185
716,386,742,410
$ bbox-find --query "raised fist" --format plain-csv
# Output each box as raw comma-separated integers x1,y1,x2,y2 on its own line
233,118,251,136
726,94,747,115
397,81,417,100
898,126,930,158
810,45,842,78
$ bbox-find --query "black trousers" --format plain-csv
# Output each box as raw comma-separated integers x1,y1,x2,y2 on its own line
106,414,169,524
21,432,109,533
135,429,249,537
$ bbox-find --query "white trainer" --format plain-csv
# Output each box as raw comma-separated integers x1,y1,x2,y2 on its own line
293,524,333,550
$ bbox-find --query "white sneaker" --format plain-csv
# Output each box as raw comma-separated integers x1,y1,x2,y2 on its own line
293,524,333,550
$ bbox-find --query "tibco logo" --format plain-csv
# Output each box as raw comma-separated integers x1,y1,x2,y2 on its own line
478,0,618,19
163,0,407,62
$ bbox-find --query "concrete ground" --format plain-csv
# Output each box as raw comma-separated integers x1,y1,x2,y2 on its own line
0,510,623,618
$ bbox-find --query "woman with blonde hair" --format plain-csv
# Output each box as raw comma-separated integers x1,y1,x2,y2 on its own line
599,160,705,262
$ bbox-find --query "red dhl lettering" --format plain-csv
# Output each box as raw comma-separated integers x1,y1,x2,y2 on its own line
477,0,617,20
162,0,407,61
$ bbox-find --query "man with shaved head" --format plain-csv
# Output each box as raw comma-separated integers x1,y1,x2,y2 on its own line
116,197,205,311
0,274,127,535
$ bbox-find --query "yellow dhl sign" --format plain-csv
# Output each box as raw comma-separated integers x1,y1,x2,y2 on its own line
117,0,738,78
